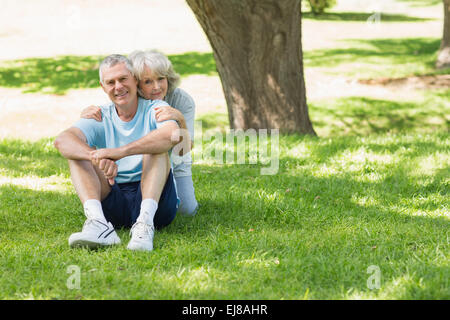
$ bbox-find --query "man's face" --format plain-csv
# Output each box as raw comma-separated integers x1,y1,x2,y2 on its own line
100,63,138,107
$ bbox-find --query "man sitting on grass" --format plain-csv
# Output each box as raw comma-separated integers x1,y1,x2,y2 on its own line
54,54,180,252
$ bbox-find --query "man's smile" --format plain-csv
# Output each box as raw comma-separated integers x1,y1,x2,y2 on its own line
115,91,128,98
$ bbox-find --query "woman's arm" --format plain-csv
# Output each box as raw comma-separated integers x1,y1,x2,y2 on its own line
154,106,191,155
80,105,102,121
169,89,196,150
154,106,187,130
90,121,181,163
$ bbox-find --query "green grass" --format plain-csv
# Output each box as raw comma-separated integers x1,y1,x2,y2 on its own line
304,37,450,79
0,52,216,95
309,90,450,137
193,91,449,138
1,37,446,96
302,12,434,22
0,88,448,299
397,0,442,7
0,2,448,299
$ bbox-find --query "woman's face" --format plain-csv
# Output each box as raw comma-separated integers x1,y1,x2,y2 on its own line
138,66,168,100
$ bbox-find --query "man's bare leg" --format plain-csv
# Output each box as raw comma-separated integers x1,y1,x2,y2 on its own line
67,159,121,248
140,153,170,201
127,153,170,251
140,152,171,225
68,159,112,203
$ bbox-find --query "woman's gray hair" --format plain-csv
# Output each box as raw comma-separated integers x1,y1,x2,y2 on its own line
128,50,180,95
99,54,136,85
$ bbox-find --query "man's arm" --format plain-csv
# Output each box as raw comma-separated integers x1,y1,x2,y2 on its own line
90,121,181,162
124,121,181,155
54,127,95,160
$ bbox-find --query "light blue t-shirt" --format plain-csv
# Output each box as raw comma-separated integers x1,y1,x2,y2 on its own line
74,97,174,184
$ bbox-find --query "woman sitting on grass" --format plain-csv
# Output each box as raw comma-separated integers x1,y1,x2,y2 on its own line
81,49,198,216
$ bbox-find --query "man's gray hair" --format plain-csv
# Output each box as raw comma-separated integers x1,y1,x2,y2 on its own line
128,50,180,95
99,54,136,84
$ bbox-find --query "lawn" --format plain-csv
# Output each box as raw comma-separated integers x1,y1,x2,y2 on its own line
0,52,216,95
304,38,448,79
0,0,448,300
0,88,448,299
0,37,447,95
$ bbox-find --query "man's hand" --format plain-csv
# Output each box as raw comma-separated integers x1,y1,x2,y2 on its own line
90,148,125,164
90,149,126,185
97,158,118,186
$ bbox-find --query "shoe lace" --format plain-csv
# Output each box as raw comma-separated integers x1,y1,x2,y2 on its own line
131,221,154,240
82,218,106,232
82,218,95,229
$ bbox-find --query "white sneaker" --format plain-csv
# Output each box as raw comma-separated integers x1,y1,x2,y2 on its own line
69,219,121,249
127,221,155,251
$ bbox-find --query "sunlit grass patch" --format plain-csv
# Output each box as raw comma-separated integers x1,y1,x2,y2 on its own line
302,11,434,22
397,0,442,7
0,52,216,95
309,90,450,137
0,138,67,178
0,128,448,299
0,175,70,193
0,41,448,300
304,37,449,79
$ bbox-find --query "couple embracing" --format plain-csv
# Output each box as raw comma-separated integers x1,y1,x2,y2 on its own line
54,50,198,252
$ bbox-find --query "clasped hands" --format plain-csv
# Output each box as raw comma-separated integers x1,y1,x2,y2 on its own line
90,148,124,186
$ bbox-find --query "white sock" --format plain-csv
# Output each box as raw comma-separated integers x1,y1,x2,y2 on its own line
139,198,158,225
83,199,107,223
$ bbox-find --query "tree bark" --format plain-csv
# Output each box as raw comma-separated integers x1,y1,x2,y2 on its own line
436,0,450,69
185,0,316,135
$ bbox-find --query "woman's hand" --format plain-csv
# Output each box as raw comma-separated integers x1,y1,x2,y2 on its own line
154,106,186,129
155,106,192,156
81,105,102,122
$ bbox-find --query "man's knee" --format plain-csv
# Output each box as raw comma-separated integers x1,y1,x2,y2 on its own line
143,152,170,163
68,159,112,200
142,153,170,174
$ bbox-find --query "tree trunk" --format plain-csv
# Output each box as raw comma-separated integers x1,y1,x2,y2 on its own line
436,0,450,69
185,0,316,135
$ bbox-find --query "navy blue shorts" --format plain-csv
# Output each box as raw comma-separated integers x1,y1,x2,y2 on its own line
101,170,178,230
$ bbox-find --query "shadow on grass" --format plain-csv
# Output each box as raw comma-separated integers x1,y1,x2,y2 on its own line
0,52,216,95
185,129,449,240
309,95,450,138
397,0,442,7
276,132,449,170
0,184,81,236
169,52,217,77
196,112,230,131
182,156,448,298
0,138,66,178
193,92,449,139
0,132,448,298
304,37,446,77
0,55,103,95
303,11,434,22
